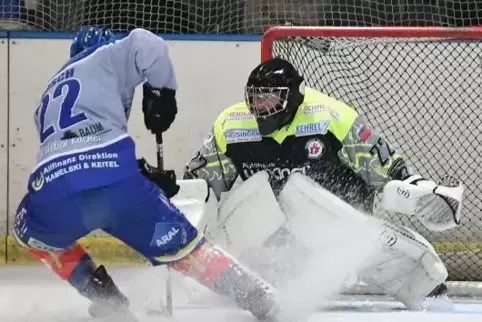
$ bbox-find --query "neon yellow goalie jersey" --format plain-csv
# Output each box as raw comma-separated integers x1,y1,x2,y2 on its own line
184,87,409,211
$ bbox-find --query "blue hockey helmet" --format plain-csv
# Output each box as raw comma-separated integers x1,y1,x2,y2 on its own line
70,27,115,58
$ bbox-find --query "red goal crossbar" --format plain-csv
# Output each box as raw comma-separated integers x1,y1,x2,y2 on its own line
261,26,482,61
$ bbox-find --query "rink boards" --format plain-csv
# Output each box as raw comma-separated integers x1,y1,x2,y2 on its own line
1,178,482,267
1,182,482,266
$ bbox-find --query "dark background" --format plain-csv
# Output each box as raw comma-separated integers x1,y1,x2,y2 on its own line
0,0,481,33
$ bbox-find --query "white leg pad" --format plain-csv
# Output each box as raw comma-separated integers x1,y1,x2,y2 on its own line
278,173,447,310
213,171,287,256
358,221,448,310
272,173,385,320
276,172,386,288
278,172,383,248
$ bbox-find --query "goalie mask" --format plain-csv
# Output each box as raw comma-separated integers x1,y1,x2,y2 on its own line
245,58,305,136
70,27,116,58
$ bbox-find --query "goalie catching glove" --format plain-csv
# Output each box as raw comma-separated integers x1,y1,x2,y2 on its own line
142,83,177,134
381,174,463,231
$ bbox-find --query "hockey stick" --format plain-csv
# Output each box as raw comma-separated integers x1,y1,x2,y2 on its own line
147,132,174,317
155,133,164,169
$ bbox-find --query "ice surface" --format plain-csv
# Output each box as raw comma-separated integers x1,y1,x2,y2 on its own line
1,266,482,322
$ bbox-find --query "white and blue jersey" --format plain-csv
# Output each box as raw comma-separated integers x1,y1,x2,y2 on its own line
28,28,178,202
15,28,202,263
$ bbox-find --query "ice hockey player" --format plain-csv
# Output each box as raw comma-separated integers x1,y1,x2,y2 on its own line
183,58,464,311
12,27,279,321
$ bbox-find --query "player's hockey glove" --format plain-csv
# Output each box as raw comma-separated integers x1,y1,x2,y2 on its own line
142,83,177,134
138,158,180,198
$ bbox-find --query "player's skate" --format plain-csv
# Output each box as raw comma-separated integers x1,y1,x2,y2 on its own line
83,265,138,321
214,261,280,321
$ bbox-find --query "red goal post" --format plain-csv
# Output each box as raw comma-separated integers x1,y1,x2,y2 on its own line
261,26,482,296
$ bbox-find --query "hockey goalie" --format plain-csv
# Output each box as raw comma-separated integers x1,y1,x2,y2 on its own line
182,58,464,311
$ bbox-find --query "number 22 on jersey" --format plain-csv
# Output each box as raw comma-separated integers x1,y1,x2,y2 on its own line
35,78,87,143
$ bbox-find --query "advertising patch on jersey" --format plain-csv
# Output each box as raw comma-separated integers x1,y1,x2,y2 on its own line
295,120,330,137
353,120,372,142
150,222,183,248
359,128,372,142
243,164,311,180
226,111,254,121
304,104,341,121
303,104,324,115
14,205,27,240
305,139,324,159
31,173,45,191
27,237,64,252
27,137,139,202
225,129,262,143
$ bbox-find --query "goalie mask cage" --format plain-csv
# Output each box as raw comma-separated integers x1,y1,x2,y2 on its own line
261,26,482,297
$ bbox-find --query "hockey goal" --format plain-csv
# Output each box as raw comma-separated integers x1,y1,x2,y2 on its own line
261,26,482,296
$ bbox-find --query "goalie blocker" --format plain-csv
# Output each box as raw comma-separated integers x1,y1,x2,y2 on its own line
199,171,463,311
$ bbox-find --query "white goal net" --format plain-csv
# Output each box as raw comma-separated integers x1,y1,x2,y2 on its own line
262,26,482,296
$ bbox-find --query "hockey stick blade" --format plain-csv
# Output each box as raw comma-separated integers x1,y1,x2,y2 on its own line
145,307,172,317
